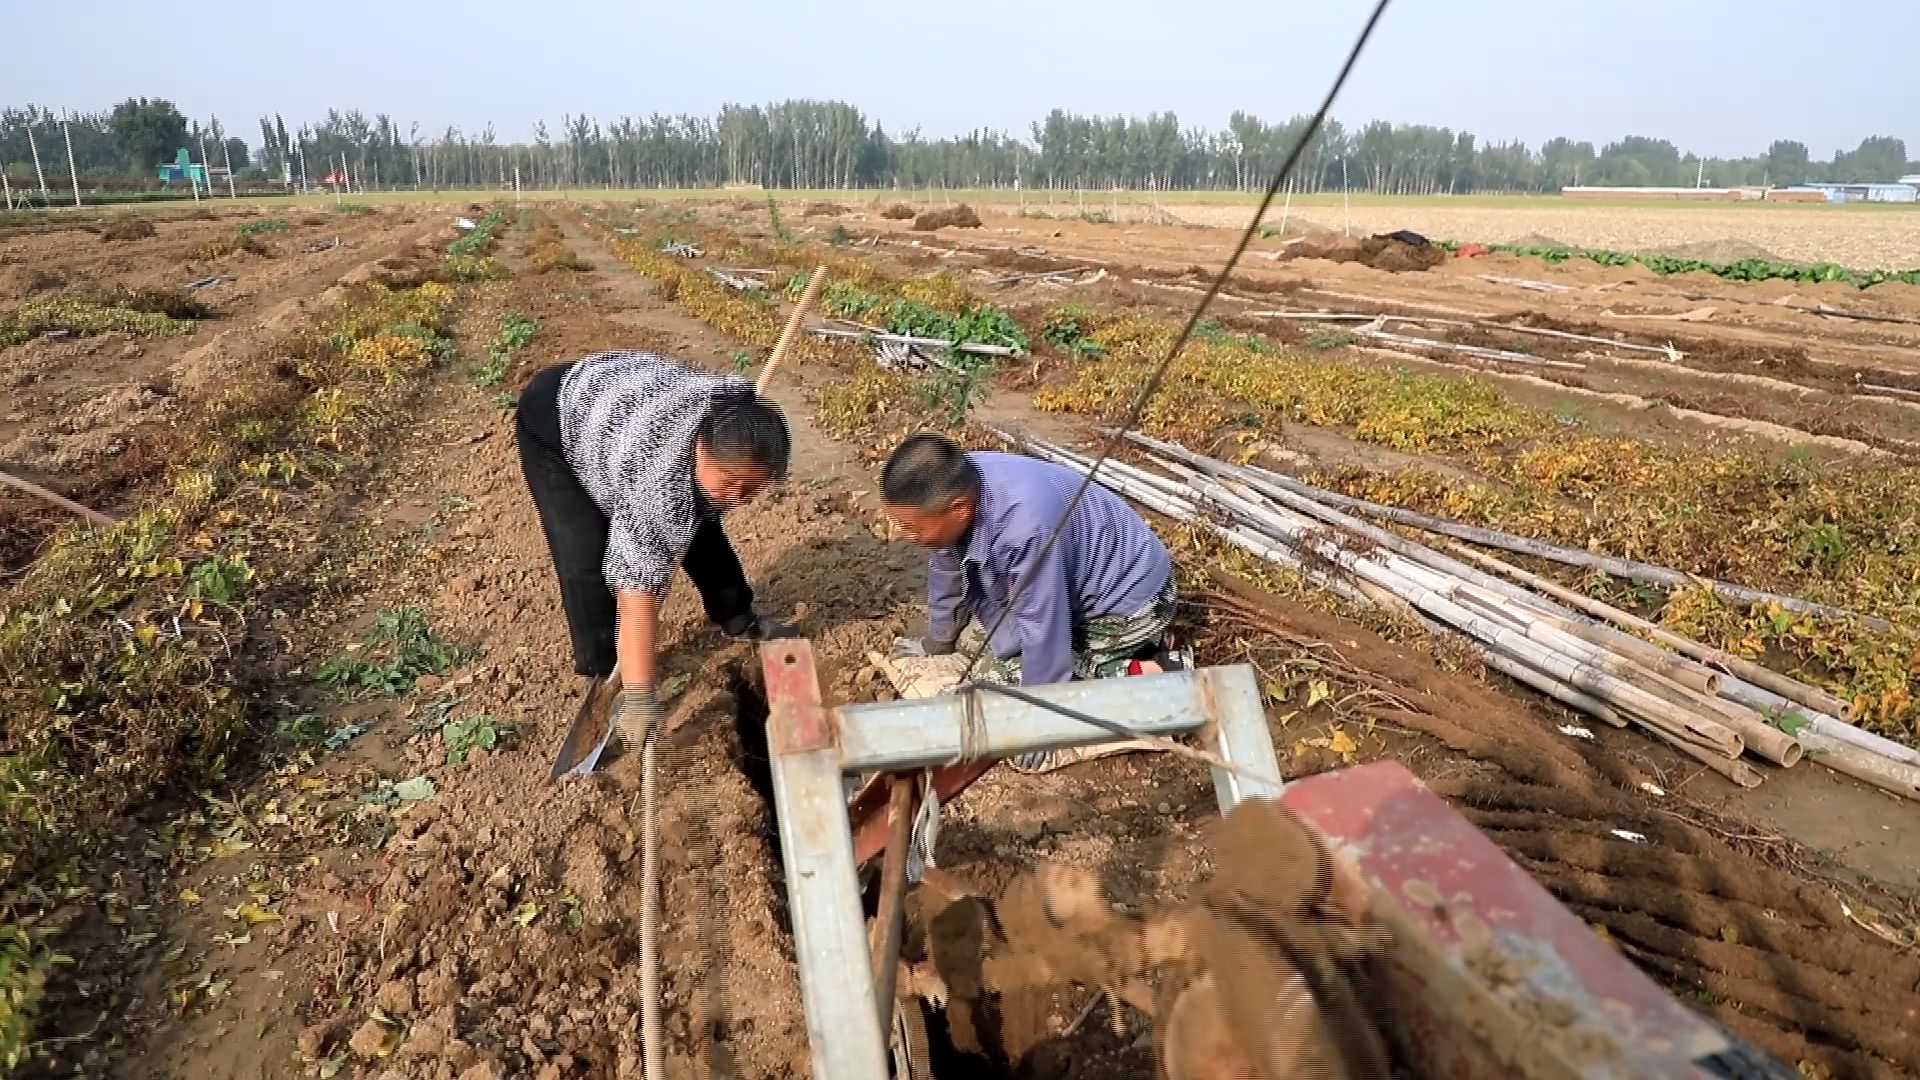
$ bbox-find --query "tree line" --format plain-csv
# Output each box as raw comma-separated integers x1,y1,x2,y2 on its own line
4,97,1915,196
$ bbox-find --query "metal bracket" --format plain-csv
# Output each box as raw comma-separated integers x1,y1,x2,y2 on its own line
756,639,1282,1080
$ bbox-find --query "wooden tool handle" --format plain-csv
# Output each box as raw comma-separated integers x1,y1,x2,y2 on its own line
756,263,829,397
0,468,116,527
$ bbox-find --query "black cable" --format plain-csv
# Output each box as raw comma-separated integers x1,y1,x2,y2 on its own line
962,0,1397,681
956,680,1156,743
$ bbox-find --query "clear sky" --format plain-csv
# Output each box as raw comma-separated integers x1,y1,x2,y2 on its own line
5,0,1914,158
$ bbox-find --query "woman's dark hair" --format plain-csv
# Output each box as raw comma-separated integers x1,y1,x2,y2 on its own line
699,393,791,476
881,433,981,510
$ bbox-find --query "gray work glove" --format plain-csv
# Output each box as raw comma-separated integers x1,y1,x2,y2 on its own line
613,687,663,753
722,610,800,642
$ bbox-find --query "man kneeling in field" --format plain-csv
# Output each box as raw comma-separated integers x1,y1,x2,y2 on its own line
880,433,1185,773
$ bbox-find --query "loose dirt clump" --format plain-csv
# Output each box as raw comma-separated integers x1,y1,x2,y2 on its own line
913,205,984,231
902,798,1397,1078
1280,234,1446,272
881,203,918,221
98,217,158,242
802,202,850,218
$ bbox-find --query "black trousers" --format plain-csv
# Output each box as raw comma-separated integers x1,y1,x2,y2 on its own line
516,362,755,678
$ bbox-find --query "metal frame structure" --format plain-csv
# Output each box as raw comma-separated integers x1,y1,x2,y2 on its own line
758,639,1281,1079
756,639,1797,1080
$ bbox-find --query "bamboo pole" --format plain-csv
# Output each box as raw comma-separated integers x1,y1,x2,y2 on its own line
1184,475,1747,760
0,468,116,527
757,264,827,396
1354,328,1588,371
806,326,1020,358
1441,541,1864,724
1795,730,1920,802
1025,431,1741,756
1210,460,1885,630
1476,648,1626,728
1027,432,1920,789
1013,433,1743,752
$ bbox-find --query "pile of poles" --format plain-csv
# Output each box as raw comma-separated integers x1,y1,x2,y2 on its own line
989,427,1920,802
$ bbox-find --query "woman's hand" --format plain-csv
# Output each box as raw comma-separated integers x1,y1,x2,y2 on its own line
614,686,663,751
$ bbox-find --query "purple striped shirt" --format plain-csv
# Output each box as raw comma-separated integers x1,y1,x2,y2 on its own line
926,452,1172,686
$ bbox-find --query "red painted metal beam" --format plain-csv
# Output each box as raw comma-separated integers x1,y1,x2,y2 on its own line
1281,762,1780,1078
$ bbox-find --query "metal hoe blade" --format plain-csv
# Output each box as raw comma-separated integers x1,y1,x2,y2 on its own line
549,677,619,779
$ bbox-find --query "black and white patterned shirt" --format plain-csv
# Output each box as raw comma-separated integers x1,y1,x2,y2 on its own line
557,351,754,595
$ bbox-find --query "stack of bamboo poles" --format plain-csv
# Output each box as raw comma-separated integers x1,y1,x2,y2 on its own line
986,427,1920,802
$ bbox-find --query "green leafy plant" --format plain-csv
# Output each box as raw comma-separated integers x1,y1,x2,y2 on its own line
444,255,508,282
476,308,538,388
337,203,374,216
0,926,58,1071
274,713,330,745
447,211,507,258
828,224,852,246
313,607,476,697
0,295,197,349
237,218,291,236
915,364,994,425
1483,242,1920,289
442,715,512,764
1304,327,1356,350
767,197,795,244
731,348,754,373
186,554,253,603
1039,304,1105,359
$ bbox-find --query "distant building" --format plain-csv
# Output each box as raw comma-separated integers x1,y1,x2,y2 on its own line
1786,182,1918,204
1900,174,1920,186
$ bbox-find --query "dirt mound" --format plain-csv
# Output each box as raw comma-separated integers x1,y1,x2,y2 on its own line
99,217,157,242
2,383,180,472
1506,232,1572,250
1279,234,1446,273
802,202,849,218
880,204,917,221
1655,238,1791,264
0,264,65,299
913,205,983,231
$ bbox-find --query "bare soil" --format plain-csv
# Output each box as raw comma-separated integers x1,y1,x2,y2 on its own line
1,207,446,571
18,203,1920,1080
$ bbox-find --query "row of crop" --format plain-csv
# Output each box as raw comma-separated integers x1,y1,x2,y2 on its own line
1452,240,1920,289
0,274,466,1068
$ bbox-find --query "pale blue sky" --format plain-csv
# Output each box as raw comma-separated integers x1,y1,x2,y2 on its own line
6,0,1914,157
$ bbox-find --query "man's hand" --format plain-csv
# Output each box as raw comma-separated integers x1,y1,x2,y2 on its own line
614,687,663,753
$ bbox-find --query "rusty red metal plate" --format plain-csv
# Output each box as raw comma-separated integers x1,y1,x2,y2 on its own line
760,638,835,755
1281,761,1752,1079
